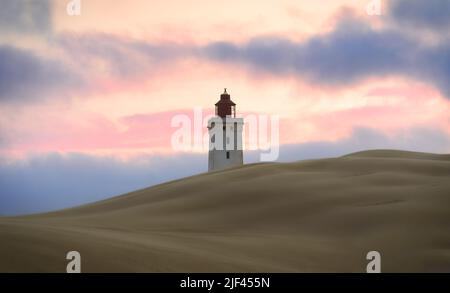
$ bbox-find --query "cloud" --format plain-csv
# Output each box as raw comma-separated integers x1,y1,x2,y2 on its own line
203,16,450,98
389,0,450,31
0,34,191,103
0,0,52,34
1,126,448,216
1,2,449,108
56,33,193,79
2,10,450,104
0,45,81,102
51,17,450,101
0,109,215,153
415,42,450,97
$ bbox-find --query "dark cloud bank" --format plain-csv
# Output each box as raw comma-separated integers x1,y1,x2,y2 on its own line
204,17,450,98
0,0,52,34
0,152,207,216
389,0,450,31
0,46,79,101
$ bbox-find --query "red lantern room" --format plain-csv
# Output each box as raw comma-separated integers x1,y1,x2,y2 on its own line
215,88,236,118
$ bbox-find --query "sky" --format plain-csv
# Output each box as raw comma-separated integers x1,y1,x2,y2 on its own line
0,0,449,215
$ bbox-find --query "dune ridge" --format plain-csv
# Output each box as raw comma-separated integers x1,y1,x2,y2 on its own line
1,149,450,272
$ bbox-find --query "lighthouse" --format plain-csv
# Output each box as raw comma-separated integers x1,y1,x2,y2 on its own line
208,89,244,171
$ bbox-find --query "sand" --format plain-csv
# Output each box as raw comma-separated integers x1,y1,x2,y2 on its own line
1,149,449,272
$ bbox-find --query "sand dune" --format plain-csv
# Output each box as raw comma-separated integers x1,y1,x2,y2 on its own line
1,149,449,272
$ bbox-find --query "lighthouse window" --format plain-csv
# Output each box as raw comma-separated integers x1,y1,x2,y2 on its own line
226,151,230,159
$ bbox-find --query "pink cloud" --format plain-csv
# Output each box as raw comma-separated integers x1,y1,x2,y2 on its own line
2,109,215,156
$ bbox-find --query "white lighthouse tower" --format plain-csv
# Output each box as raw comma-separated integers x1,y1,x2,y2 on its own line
208,89,244,171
